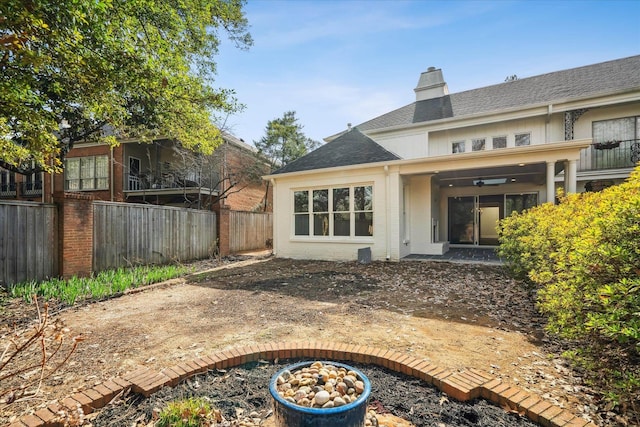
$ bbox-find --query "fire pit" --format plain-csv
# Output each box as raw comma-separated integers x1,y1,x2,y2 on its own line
269,361,371,427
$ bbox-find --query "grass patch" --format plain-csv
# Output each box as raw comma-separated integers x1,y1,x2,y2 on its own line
9,264,188,305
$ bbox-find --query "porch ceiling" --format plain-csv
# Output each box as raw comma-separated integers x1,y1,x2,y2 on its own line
433,163,554,187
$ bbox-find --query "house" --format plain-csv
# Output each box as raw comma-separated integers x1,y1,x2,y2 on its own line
265,55,640,261
1,133,272,213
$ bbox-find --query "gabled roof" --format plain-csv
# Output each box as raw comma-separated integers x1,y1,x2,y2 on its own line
357,55,640,132
271,127,400,175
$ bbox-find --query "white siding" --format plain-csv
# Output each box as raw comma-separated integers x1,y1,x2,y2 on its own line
375,131,427,159
272,166,394,261
427,117,548,157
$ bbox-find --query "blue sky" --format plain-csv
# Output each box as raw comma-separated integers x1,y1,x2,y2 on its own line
215,0,640,146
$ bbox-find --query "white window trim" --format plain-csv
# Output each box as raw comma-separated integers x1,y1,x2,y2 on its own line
65,155,109,191
291,184,374,241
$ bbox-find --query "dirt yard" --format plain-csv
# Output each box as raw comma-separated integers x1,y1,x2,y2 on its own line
1,255,599,425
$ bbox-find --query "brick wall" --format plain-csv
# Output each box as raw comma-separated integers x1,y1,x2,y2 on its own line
51,144,124,203
220,142,272,212
55,192,94,279
218,206,230,256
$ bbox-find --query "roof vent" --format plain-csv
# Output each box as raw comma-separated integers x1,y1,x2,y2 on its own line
414,67,449,101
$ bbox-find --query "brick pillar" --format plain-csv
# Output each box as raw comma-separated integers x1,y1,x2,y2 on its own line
55,192,94,279
218,206,230,257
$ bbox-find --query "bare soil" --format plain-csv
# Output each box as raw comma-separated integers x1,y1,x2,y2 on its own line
1,255,601,425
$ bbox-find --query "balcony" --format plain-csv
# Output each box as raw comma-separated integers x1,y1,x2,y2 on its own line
20,181,43,197
124,172,219,206
126,173,203,191
0,183,17,198
578,139,639,172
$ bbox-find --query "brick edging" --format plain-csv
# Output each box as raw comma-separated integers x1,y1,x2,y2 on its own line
10,341,595,427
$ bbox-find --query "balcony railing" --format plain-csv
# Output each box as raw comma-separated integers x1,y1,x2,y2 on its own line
0,183,17,198
20,181,43,197
126,172,218,192
578,139,639,172
127,173,188,191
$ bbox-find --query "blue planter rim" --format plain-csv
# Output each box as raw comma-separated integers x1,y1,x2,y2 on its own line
269,360,371,415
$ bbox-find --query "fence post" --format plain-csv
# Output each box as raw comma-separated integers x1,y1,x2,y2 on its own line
54,192,94,279
218,206,230,257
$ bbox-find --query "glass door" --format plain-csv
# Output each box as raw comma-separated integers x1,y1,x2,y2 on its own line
448,195,504,245
478,195,504,246
448,196,476,244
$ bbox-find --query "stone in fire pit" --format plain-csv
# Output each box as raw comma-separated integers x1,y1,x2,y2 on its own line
269,360,371,427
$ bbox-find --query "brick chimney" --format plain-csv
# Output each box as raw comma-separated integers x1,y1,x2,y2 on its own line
414,66,449,101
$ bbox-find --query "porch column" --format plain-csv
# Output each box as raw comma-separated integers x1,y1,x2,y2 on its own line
566,160,577,194
546,161,555,204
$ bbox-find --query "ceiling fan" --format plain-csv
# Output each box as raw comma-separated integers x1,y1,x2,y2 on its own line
473,178,507,187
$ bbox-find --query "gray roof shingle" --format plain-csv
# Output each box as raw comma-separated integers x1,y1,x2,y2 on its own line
358,55,640,131
271,127,400,175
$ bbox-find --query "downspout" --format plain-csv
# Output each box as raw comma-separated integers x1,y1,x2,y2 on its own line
384,165,391,261
270,178,276,256
110,146,114,201
50,157,55,202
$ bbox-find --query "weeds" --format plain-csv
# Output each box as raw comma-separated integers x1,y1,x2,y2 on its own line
0,297,83,405
155,397,223,427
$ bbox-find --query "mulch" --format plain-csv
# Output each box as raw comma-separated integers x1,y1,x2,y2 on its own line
88,360,539,427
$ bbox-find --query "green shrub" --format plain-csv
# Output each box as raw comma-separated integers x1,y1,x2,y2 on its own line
498,165,640,412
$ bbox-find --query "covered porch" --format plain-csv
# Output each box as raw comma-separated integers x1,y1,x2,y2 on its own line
394,139,591,257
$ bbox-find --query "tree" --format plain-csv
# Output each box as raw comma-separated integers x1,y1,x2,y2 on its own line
169,137,269,210
0,0,252,175
255,111,320,171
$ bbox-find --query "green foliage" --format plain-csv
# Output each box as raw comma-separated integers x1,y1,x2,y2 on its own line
498,165,640,411
1,0,252,174
255,111,321,170
156,398,217,427
9,264,187,305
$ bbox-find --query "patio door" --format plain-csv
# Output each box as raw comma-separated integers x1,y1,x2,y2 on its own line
448,195,504,245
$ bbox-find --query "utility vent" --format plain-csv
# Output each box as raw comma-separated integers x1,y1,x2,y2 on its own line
358,247,371,264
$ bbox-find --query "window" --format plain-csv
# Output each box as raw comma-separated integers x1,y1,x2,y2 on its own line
354,186,373,236
505,193,538,216
294,190,309,236
452,141,465,153
23,170,43,195
492,136,507,149
333,188,350,236
293,185,373,238
515,133,531,146
1,168,16,196
472,138,485,151
65,155,109,190
313,189,329,236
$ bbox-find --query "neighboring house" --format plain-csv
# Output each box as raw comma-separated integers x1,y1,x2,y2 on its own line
1,133,272,213
265,55,640,262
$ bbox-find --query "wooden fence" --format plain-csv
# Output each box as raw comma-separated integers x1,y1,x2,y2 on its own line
0,201,58,287
93,201,217,271
228,210,272,253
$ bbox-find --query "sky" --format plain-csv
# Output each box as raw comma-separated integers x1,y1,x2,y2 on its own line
214,0,640,146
